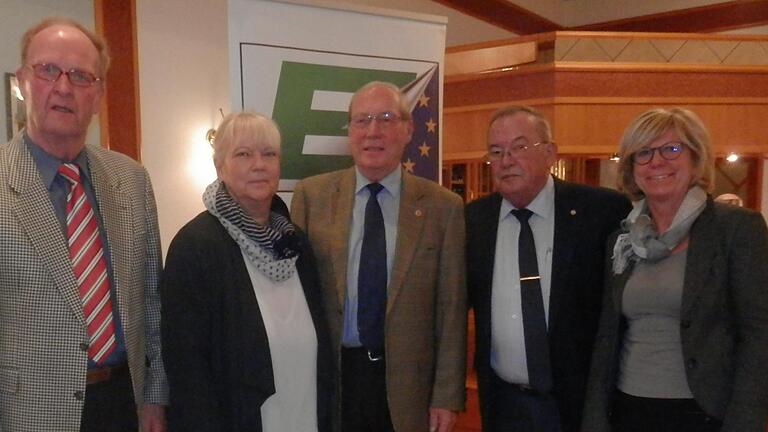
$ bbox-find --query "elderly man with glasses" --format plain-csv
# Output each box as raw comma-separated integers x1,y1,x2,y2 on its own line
0,17,167,431
465,105,630,432
291,81,467,432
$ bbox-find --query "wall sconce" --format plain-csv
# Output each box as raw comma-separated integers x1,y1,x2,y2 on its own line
206,128,216,146
205,108,225,146
609,153,620,162
726,152,739,162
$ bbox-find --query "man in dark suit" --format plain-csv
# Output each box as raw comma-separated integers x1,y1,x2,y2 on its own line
0,18,167,431
466,106,630,432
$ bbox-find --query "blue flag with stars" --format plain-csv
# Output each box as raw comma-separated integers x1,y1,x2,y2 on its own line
401,65,439,181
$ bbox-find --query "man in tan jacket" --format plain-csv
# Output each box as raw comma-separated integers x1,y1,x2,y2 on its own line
291,81,466,432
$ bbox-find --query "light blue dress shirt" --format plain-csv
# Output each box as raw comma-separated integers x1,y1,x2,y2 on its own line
342,167,401,347
491,175,555,385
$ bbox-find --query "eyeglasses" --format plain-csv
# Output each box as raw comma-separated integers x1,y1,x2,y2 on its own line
27,63,100,87
632,142,684,165
486,140,547,163
349,111,403,129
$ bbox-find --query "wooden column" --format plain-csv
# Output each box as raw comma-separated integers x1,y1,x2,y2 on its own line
94,0,141,161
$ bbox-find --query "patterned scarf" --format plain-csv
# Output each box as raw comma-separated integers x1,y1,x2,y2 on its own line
612,186,707,274
203,179,299,282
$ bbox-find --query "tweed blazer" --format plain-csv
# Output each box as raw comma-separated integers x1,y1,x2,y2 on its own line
0,135,167,431
291,167,467,431
466,179,630,432
581,199,768,432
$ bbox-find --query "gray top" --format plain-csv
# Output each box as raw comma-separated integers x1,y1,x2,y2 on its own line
618,250,693,399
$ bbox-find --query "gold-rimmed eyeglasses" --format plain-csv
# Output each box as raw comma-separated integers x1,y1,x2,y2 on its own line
486,140,550,163
349,111,403,129
27,63,100,88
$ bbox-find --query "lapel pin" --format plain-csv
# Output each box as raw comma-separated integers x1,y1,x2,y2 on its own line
570,209,577,216
415,209,423,217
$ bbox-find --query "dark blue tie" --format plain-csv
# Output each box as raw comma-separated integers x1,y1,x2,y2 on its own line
358,183,387,355
512,208,553,393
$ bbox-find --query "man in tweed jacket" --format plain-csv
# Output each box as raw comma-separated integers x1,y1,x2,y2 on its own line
0,18,167,431
291,82,466,432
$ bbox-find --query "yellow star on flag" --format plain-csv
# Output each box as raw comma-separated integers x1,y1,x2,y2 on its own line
418,94,430,107
425,118,437,133
402,158,416,173
418,142,431,157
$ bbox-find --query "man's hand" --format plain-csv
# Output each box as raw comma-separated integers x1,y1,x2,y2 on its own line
140,403,166,432
429,407,458,432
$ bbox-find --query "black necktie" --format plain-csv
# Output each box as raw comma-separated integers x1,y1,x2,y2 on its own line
358,183,387,354
512,208,553,393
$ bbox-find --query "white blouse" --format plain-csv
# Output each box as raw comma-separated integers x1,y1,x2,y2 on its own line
242,252,318,432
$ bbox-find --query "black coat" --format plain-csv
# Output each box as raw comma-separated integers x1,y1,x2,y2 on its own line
466,178,630,432
161,211,333,432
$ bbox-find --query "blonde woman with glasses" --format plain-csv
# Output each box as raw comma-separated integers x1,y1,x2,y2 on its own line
582,108,768,432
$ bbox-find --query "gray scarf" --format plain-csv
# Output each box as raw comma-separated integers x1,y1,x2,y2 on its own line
612,186,707,274
203,179,299,282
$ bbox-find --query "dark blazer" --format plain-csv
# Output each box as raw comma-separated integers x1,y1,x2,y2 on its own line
582,199,768,432
466,178,630,432
160,211,333,432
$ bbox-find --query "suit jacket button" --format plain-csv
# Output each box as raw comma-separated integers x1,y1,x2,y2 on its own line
74,390,84,400
79,343,89,352
681,320,691,329
687,358,697,369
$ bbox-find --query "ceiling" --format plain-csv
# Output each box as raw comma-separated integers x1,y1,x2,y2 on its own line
345,0,768,46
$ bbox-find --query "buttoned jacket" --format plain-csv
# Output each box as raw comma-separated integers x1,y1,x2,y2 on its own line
0,135,167,431
291,167,467,431
582,199,768,432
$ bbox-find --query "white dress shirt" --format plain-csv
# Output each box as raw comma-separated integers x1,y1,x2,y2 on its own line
491,175,555,385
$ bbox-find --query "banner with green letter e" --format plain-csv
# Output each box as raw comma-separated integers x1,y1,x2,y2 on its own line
229,0,446,193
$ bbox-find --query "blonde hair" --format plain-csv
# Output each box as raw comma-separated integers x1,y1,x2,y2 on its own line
21,17,110,78
212,112,281,168
617,108,714,200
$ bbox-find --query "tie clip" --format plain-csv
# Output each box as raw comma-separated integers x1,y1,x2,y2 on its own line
520,276,541,281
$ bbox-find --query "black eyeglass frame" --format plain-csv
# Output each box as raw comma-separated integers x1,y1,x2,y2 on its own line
632,142,685,165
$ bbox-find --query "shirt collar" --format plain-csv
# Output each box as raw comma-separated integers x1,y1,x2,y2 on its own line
355,166,402,199
25,133,91,190
500,175,555,221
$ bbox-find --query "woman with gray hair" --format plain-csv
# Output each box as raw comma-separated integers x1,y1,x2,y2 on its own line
581,108,768,432
161,112,332,431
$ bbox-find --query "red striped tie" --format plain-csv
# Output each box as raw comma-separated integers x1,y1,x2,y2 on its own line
59,163,116,364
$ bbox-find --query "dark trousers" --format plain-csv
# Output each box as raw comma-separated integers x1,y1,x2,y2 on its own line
489,371,562,432
341,347,394,432
81,365,138,432
610,390,722,432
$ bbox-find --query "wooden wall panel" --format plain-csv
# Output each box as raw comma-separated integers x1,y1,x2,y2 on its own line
552,102,768,155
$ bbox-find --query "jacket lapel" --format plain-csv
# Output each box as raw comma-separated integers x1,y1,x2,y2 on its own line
549,179,579,327
478,194,502,317
86,146,134,331
330,168,356,310
387,173,426,312
6,136,84,324
680,200,716,318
